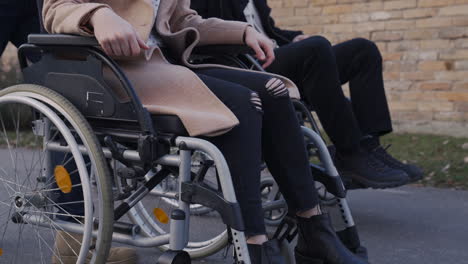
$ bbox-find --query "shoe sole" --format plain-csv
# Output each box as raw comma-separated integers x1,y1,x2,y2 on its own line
342,171,410,189
409,174,423,183
295,249,324,264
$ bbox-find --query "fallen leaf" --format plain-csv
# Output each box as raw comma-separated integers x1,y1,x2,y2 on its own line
441,164,451,172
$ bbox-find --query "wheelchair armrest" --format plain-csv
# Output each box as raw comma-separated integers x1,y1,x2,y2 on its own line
28,34,99,46
192,44,253,56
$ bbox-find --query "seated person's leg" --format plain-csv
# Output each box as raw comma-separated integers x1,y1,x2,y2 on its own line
197,68,318,211
266,36,411,188
332,38,423,181
195,68,367,264
196,72,267,238
51,152,85,222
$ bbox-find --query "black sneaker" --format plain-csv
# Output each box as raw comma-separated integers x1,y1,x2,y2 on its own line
367,144,423,182
334,149,410,189
361,136,424,182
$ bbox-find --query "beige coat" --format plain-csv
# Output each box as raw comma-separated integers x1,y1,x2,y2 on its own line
43,0,300,136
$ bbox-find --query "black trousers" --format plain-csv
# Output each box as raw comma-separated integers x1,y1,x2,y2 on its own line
195,68,318,236
0,0,39,54
267,37,393,154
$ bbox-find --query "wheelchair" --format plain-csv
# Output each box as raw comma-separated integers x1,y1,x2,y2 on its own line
0,33,259,262
0,3,365,264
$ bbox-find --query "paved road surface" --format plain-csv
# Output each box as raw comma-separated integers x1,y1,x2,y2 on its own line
0,147,467,263
136,186,468,264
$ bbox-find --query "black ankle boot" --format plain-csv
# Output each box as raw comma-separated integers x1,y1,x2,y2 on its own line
295,214,369,264
247,239,286,264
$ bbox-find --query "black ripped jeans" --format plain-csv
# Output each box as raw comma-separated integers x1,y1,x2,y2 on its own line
55,67,319,237
194,68,318,236
267,37,393,154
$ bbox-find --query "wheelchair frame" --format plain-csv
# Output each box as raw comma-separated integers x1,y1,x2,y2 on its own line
10,35,254,263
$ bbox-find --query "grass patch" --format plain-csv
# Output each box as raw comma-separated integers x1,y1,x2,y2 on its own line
312,131,468,189
381,133,468,190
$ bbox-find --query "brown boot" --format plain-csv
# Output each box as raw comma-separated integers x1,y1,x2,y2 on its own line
51,231,137,264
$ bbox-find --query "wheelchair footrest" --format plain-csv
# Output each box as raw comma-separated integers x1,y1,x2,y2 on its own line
272,216,298,243
156,250,191,264
295,250,324,264
180,182,244,231
310,164,347,198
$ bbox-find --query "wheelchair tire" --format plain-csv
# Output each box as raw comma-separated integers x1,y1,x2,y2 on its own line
260,176,287,226
0,85,114,264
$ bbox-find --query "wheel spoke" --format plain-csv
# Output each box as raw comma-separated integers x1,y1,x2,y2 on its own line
0,92,112,263
0,112,17,190
42,194,85,225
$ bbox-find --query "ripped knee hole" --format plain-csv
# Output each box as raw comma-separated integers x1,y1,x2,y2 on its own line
250,92,263,113
265,78,289,97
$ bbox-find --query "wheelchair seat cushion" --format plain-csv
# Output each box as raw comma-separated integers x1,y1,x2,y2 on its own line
152,114,189,136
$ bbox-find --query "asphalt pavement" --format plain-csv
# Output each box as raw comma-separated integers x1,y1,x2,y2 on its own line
1,146,467,263
136,186,468,264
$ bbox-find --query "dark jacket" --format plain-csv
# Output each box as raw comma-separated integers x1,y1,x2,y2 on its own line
190,0,303,46
0,0,38,16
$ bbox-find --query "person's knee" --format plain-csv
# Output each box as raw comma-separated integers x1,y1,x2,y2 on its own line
234,88,264,115
298,36,334,63
250,92,263,113
300,36,332,53
352,38,382,63
309,35,332,48
264,77,289,98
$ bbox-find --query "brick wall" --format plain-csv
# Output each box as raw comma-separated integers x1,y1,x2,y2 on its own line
270,0,468,137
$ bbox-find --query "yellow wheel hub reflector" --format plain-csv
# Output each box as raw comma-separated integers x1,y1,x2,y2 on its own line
153,208,169,224
54,165,72,194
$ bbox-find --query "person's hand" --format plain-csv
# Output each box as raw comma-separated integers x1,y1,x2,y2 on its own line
244,26,275,68
90,8,149,57
292,34,310,43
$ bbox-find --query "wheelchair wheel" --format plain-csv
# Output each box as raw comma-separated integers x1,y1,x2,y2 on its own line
260,176,287,226
0,85,114,263
316,182,338,207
